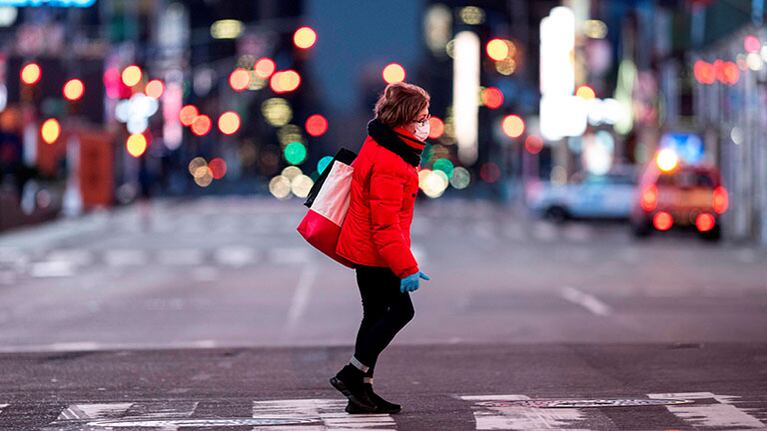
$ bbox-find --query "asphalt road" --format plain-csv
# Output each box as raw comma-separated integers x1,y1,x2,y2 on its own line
0,196,766,430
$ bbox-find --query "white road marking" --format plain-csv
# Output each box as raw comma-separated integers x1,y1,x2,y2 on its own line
648,392,766,429
270,247,311,264
253,399,396,429
0,340,223,353
213,246,258,267
29,260,76,278
104,250,147,266
560,286,612,316
286,265,318,332
46,249,94,266
55,403,133,420
157,249,204,266
460,395,590,430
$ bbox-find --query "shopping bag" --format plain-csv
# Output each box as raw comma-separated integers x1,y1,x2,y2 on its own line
297,148,357,267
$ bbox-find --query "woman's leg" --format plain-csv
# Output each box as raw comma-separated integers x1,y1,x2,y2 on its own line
352,266,415,371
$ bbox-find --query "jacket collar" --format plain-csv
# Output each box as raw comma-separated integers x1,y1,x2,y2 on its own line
367,119,424,167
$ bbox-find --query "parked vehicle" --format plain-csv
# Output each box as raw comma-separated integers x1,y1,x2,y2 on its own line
630,150,728,240
527,167,638,223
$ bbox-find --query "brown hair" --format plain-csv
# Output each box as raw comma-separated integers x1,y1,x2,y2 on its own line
373,82,430,128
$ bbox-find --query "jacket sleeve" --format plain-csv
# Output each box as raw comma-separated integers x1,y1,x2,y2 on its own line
368,166,419,279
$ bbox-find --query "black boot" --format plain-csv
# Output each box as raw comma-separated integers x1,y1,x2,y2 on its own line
345,383,401,414
330,365,377,412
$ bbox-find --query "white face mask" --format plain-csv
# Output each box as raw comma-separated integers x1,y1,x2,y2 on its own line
414,120,430,141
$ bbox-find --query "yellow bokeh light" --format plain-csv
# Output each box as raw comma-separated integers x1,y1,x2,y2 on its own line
262,98,292,127
576,85,596,100
382,63,406,84
278,124,303,146
293,26,317,49
126,134,148,158
188,157,207,176
194,167,214,187
486,39,509,61
145,79,164,99
656,148,679,172
21,63,41,85
122,65,143,87
41,118,61,144
63,79,84,101
218,111,241,135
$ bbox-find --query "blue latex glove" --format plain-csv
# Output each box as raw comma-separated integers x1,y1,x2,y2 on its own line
400,271,430,293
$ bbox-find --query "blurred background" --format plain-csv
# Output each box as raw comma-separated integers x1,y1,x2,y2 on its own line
0,0,765,244
0,0,766,355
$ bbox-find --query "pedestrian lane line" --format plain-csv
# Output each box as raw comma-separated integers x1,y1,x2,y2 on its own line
560,286,612,316
648,392,766,429
35,399,395,430
459,394,595,430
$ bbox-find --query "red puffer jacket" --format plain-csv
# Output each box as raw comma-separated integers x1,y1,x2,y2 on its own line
336,127,423,279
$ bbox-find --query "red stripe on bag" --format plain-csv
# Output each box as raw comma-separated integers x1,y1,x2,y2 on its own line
297,210,354,267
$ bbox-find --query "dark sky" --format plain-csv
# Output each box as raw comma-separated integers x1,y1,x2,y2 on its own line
306,0,420,113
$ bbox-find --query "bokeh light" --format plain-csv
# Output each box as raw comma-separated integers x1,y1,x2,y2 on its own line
418,169,449,198
501,114,525,138
653,211,673,231
63,79,84,101
480,87,504,109
41,118,60,144
382,63,406,84
217,111,241,135
254,57,276,79
524,135,544,154
269,175,292,199
317,155,333,175
575,85,596,100
179,105,198,126
696,213,715,232
480,162,501,183
450,166,471,189
145,79,164,99
194,167,214,187
284,141,307,165
191,114,212,136
229,68,250,91
21,63,41,85
305,114,328,137
433,158,454,179
278,124,303,146
126,133,147,158
428,117,445,139
188,157,207,176
270,70,301,93
656,148,679,172
121,65,142,87
744,35,761,53
208,157,227,179
291,174,314,198
293,26,317,49
262,98,292,127
282,166,302,180
486,39,509,61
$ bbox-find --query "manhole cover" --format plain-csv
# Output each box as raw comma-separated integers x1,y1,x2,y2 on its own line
479,398,694,408
86,417,317,427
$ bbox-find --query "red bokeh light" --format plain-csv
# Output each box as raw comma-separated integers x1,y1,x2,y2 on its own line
653,211,673,231
480,162,501,183
179,105,198,126
229,68,250,92
744,35,761,53
695,213,716,232
481,87,504,109
305,114,328,137
694,60,715,85
208,157,228,179
713,186,729,214
524,135,544,154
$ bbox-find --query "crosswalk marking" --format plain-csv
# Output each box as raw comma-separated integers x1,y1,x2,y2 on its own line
648,392,766,429
460,395,592,430
55,403,133,420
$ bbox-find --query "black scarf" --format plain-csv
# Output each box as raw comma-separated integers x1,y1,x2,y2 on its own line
367,119,424,167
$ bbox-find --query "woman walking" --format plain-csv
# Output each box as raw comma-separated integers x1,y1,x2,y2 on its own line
331,82,432,414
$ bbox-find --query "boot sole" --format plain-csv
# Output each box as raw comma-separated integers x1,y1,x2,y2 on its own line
329,377,377,411
346,402,401,414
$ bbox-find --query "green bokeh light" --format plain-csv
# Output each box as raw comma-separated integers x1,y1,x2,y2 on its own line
433,158,455,179
284,142,307,165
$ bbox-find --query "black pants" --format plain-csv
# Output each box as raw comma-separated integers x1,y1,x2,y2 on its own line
353,265,415,376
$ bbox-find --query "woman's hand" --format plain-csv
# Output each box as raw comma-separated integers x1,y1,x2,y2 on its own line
400,271,430,293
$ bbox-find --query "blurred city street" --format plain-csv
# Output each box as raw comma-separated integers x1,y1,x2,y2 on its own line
1,197,766,429
2,0,767,429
